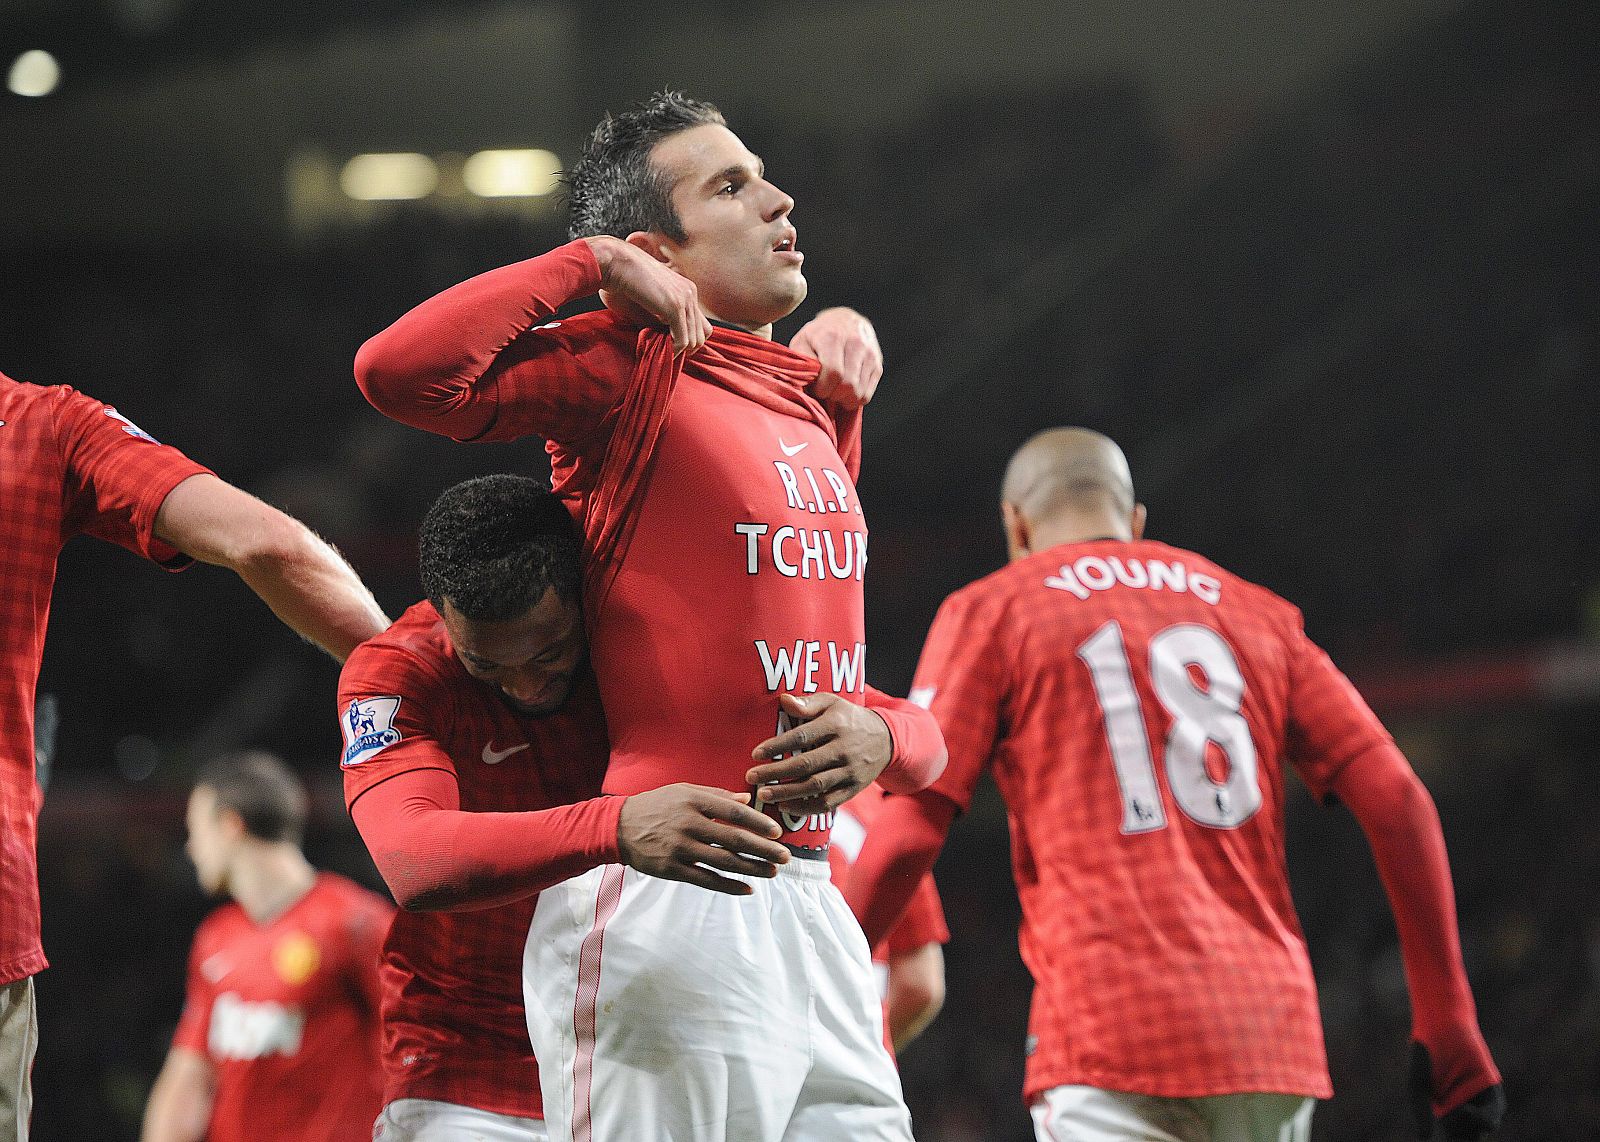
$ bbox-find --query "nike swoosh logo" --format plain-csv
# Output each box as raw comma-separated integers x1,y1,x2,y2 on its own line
481,741,530,765
778,439,808,456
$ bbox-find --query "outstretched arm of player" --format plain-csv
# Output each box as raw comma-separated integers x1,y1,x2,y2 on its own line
746,689,946,810
351,767,791,909
153,474,389,663
140,1046,216,1142
885,942,946,1052
841,788,958,949
1330,746,1504,1138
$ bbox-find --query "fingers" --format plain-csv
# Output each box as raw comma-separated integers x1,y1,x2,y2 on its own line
696,790,784,842
747,754,856,807
778,691,835,719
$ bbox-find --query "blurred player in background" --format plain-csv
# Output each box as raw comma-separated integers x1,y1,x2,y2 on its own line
355,91,944,1141
0,372,388,1141
141,751,392,1142
828,784,948,1054
342,474,805,1142
846,428,1505,1142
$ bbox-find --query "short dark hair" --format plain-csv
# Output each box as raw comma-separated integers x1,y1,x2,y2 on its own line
418,474,582,622
566,90,727,242
196,751,308,844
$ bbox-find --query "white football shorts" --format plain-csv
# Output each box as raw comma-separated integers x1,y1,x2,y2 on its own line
524,856,913,1142
1032,1084,1315,1142
373,1098,549,1141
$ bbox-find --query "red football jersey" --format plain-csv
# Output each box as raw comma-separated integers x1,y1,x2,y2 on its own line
339,600,610,1119
357,242,871,856
0,374,208,984
829,785,949,968
172,873,392,1142
914,539,1398,1101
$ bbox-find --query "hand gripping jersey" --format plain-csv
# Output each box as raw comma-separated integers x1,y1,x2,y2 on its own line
911,539,1405,1102
172,874,392,1142
0,374,208,983
340,601,612,1119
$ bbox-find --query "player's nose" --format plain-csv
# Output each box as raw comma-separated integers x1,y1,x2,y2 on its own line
500,669,546,702
761,180,794,221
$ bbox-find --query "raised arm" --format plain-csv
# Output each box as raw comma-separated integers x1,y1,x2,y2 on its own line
355,236,708,443
154,474,388,662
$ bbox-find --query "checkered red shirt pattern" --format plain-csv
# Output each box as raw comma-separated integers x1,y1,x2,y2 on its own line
340,601,610,1119
829,786,949,964
173,874,392,1142
915,539,1397,1101
0,374,208,984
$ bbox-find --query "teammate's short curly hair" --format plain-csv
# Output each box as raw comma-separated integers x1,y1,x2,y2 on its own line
565,90,726,242
419,474,582,623
196,751,308,845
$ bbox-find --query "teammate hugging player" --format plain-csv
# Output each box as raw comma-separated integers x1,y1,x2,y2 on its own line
846,429,1505,1142
355,91,946,1140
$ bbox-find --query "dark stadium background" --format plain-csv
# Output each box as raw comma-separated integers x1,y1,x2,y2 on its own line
2,0,1595,1137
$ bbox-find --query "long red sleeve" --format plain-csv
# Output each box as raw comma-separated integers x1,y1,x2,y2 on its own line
864,686,948,793
842,787,958,948
353,240,604,441
1329,743,1501,1115
350,767,624,912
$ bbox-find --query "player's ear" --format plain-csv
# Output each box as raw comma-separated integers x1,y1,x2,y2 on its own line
217,805,247,843
625,230,671,265
1131,502,1147,541
1001,501,1030,563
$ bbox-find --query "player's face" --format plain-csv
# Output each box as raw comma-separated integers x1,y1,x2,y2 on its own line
647,124,806,334
442,587,586,717
185,785,234,896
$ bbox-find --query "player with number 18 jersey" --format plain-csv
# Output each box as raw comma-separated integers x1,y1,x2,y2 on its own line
911,538,1385,1102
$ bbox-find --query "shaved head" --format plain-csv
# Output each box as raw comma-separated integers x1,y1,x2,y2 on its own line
999,428,1143,559
1003,428,1135,521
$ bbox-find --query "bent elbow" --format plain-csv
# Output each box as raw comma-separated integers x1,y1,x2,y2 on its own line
353,334,404,414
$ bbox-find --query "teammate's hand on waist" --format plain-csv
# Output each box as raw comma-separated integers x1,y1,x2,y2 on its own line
585,236,711,356
617,783,788,896
789,307,882,410
747,692,891,811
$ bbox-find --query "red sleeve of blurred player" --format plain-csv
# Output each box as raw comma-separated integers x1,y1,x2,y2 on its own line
335,884,394,1017
863,686,947,793
340,638,621,911
916,589,1009,814
880,870,949,960
171,915,221,1055
52,387,210,566
843,593,1002,945
1290,631,1501,1115
354,240,630,445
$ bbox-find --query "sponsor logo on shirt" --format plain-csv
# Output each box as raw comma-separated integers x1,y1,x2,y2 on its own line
272,932,321,986
341,696,403,767
908,686,936,710
481,741,530,765
208,994,306,1060
778,438,809,456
